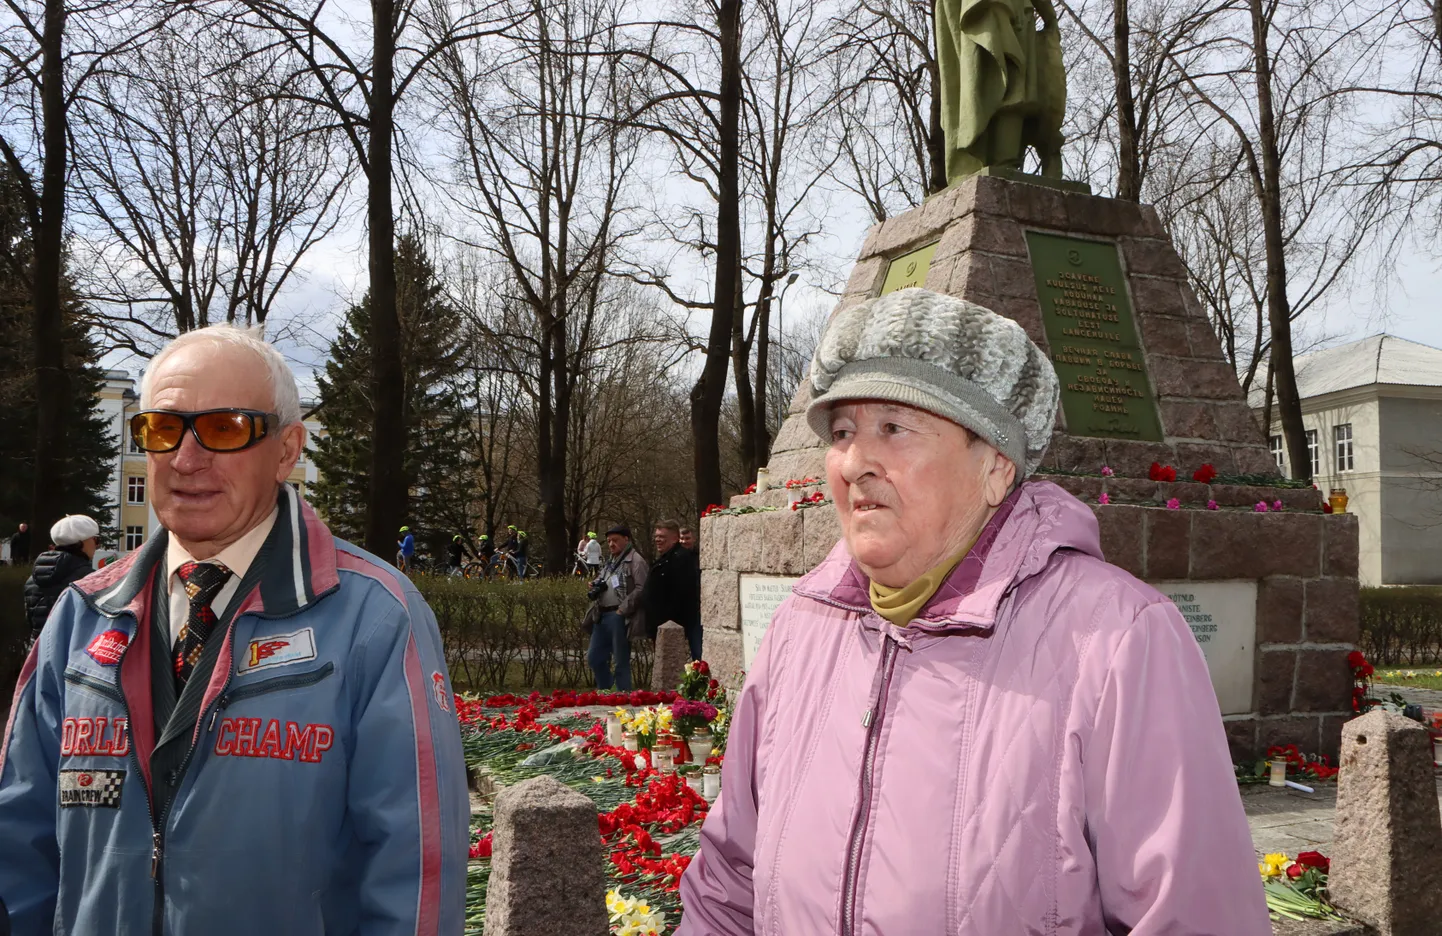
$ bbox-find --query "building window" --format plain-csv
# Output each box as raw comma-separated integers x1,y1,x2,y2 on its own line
1270,435,1285,471
125,526,145,551
128,431,142,454
1306,429,1320,477
1335,423,1354,472
127,476,146,504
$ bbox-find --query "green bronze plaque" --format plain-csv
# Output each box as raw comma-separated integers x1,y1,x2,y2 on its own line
1025,231,1164,441
879,242,937,295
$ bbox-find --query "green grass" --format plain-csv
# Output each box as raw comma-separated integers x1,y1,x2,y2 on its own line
1373,668,1442,691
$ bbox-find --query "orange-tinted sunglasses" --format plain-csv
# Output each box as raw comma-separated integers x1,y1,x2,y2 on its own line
129,409,279,454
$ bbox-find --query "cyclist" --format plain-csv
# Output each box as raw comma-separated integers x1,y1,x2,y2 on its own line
447,534,467,575
512,529,530,579
396,525,415,573
582,531,603,577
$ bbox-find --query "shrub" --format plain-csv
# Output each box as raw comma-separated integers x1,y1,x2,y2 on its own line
1359,586,1442,666
413,576,652,691
1,565,31,720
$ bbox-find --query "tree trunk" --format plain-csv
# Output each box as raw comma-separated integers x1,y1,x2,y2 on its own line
364,0,407,557
692,0,742,511
751,279,773,471
1113,0,1141,201
543,305,570,577
731,271,757,482
29,0,69,562
1248,0,1308,481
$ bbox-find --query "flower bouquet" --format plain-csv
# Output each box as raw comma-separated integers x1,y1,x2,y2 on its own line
616,705,672,750
1259,851,1343,922
671,699,719,741
677,660,712,701
607,889,665,935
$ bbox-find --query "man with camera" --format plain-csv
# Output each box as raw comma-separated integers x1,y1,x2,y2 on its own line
585,525,648,690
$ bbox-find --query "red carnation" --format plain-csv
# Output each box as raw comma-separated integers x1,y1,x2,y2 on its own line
1192,463,1218,484
1295,851,1330,873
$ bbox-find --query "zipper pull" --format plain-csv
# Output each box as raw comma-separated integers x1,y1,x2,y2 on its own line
151,831,163,878
862,709,873,728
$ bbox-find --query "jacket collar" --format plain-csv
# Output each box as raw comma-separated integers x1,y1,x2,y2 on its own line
79,484,340,619
791,480,1104,633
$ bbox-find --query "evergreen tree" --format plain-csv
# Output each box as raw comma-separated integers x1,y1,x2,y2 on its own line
0,164,117,548
311,236,477,559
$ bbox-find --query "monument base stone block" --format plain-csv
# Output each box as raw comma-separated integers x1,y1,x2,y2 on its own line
702,174,1360,760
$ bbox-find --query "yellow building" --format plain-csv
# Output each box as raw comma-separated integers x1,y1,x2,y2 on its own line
96,369,324,560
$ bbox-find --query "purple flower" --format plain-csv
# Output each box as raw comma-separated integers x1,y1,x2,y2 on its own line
1166,498,1181,510
1101,466,1114,477
1254,501,1269,513
1206,500,1219,511
671,700,718,722
1273,500,1284,511
1098,492,1111,505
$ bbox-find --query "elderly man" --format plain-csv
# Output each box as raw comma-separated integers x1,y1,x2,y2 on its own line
586,524,648,690
643,519,702,659
0,325,469,935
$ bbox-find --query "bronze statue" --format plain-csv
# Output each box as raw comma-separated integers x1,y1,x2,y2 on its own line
935,0,1066,183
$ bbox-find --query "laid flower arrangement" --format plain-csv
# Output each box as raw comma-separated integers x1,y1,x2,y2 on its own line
1259,851,1344,922
701,503,778,518
783,476,822,489
1236,744,1339,784
1348,650,1378,713
616,705,674,749
789,491,829,510
671,699,719,740
608,889,665,935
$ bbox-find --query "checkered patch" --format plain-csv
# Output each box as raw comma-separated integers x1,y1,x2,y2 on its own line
59,768,125,808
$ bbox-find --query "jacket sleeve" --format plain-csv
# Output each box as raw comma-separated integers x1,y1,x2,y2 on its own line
346,589,470,936
675,600,783,935
1080,599,1271,935
618,553,648,618
0,626,62,933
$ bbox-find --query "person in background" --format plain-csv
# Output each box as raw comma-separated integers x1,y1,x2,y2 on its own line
477,533,495,571
511,529,530,579
447,534,467,575
679,527,697,552
677,288,1268,935
583,531,603,576
587,525,648,690
8,523,29,565
644,519,702,660
0,323,468,935
23,515,100,644
396,525,415,572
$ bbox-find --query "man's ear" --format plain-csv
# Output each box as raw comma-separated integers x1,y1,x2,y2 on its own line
274,422,306,483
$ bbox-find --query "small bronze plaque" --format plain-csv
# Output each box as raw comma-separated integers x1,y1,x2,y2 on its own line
879,242,937,295
1026,231,1164,441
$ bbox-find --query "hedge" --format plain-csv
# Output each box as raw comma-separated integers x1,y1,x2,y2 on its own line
415,575,651,691
0,569,631,722
1359,586,1442,666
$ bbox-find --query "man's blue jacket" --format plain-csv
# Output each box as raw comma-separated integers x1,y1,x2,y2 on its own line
0,487,469,935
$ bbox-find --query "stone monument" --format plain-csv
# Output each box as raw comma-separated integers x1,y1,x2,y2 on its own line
700,172,1361,762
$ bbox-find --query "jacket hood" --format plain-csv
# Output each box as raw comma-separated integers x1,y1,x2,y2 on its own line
75,484,339,620
30,548,91,587
791,479,1102,632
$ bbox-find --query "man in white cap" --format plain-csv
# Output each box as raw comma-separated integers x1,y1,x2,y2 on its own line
22,515,99,643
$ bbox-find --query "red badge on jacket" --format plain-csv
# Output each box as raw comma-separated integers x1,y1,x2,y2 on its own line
86,630,129,666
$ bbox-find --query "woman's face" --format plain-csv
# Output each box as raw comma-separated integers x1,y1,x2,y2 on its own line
825,401,1015,588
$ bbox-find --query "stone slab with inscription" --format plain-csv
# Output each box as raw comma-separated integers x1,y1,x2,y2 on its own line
739,574,801,668
1150,580,1258,716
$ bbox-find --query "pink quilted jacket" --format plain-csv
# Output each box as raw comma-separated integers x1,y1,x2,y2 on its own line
677,481,1269,935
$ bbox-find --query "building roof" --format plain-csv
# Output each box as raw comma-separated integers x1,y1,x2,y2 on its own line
1249,334,1442,405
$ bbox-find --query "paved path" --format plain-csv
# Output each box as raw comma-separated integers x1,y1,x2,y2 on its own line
1243,775,1442,857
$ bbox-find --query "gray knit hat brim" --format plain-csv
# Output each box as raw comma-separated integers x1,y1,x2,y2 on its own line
806,358,1028,472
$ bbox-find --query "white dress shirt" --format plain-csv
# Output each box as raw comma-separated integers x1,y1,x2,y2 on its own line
165,508,278,649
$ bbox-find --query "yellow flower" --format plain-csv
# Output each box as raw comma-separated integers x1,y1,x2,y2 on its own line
1259,853,1290,879
606,890,632,917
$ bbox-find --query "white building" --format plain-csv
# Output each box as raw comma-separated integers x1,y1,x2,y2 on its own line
1255,335,1442,586
96,369,324,560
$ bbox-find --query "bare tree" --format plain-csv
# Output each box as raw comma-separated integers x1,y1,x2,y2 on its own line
69,17,351,346
219,0,511,557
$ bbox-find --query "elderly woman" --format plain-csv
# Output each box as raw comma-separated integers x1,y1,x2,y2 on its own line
677,289,1269,934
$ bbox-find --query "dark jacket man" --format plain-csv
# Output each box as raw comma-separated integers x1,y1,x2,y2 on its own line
643,521,701,659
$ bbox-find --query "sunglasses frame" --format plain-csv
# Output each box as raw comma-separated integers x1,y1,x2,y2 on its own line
130,408,280,454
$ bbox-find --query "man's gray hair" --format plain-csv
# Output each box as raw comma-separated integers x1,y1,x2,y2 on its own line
140,324,303,426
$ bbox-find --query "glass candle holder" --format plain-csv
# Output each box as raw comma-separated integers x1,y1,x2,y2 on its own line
688,733,714,764
756,467,770,492
606,715,624,747
622,730,638,752
787,488,803,507
652,746,676,773
702,764,721,800
1269,758,1286,787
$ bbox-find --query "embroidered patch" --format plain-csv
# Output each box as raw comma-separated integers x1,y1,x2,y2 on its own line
59,768,125,808
213,719,334,763
431,672,451,713
61,717,130,757
238,628,317,673
86,629,129,666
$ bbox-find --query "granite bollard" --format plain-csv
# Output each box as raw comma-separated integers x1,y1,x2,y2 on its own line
483,775,608,936
652,621,689,692
1327,710,1442,935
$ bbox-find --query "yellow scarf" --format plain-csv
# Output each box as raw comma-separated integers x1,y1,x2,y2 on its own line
868,542,974,628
